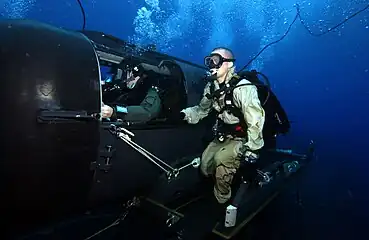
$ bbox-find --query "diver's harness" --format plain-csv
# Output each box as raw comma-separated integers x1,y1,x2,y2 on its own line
206,70,271,144
108,124,200,181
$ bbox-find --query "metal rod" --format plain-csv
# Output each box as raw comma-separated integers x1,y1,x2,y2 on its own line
117,134,170,174
117,132,175,170
177,161,194,171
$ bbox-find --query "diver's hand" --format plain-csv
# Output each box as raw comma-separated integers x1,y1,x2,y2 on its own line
179,111,186,120
236,143,259,162
244,151,259,163
101,104,114,118
167,111,186,124
239,151,259,169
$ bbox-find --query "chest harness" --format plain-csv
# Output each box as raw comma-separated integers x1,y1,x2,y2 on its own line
206,73,270,143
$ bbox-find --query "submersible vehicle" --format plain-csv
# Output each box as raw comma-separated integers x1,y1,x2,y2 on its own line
0,19,314,239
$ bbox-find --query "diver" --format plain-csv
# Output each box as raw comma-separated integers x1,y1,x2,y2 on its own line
101,64,162,124
180,47,265,204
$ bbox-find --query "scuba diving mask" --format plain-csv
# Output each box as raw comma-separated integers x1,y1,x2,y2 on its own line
204,53,236,69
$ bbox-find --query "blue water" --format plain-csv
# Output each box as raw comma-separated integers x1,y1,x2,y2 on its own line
1,0,369,239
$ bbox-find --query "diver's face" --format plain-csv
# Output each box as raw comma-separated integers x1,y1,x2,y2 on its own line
126,70,140,89
208,50,233,83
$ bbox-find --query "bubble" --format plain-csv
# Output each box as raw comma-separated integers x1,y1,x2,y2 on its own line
2,0,35,18
145,0,160,11
129,0,366,69
130,0,290,69
130,0,194,52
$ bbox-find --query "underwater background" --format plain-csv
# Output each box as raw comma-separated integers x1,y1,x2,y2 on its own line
1,0,369,239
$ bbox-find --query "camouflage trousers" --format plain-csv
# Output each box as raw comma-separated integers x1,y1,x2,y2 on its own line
200,138,243,204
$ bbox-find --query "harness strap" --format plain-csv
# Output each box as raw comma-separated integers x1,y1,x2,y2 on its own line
209,75,262,138
218,77,248,132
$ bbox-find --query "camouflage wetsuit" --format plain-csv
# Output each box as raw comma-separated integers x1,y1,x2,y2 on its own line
181,77,265,203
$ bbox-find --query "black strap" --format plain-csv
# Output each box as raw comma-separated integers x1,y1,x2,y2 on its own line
209,81,215,96
221,87,248,131
206,75,241,100
208,76,260,132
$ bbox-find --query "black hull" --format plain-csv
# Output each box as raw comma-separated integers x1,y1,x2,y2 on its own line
89,121,211,207
0,19,210,239
0,19,101,238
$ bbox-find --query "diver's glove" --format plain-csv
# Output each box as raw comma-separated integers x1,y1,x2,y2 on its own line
179,111,186,120
170,111,187,124
240,151,259,183
237,144,259,163
236,145,260,182
244,151,259,163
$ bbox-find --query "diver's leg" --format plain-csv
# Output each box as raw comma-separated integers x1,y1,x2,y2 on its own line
213,140,242,204
200,140,226,177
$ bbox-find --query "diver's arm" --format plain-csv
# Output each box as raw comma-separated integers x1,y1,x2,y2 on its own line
233,84,265,151
116,87,161,123
124,87,161,122
181,82,213,124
